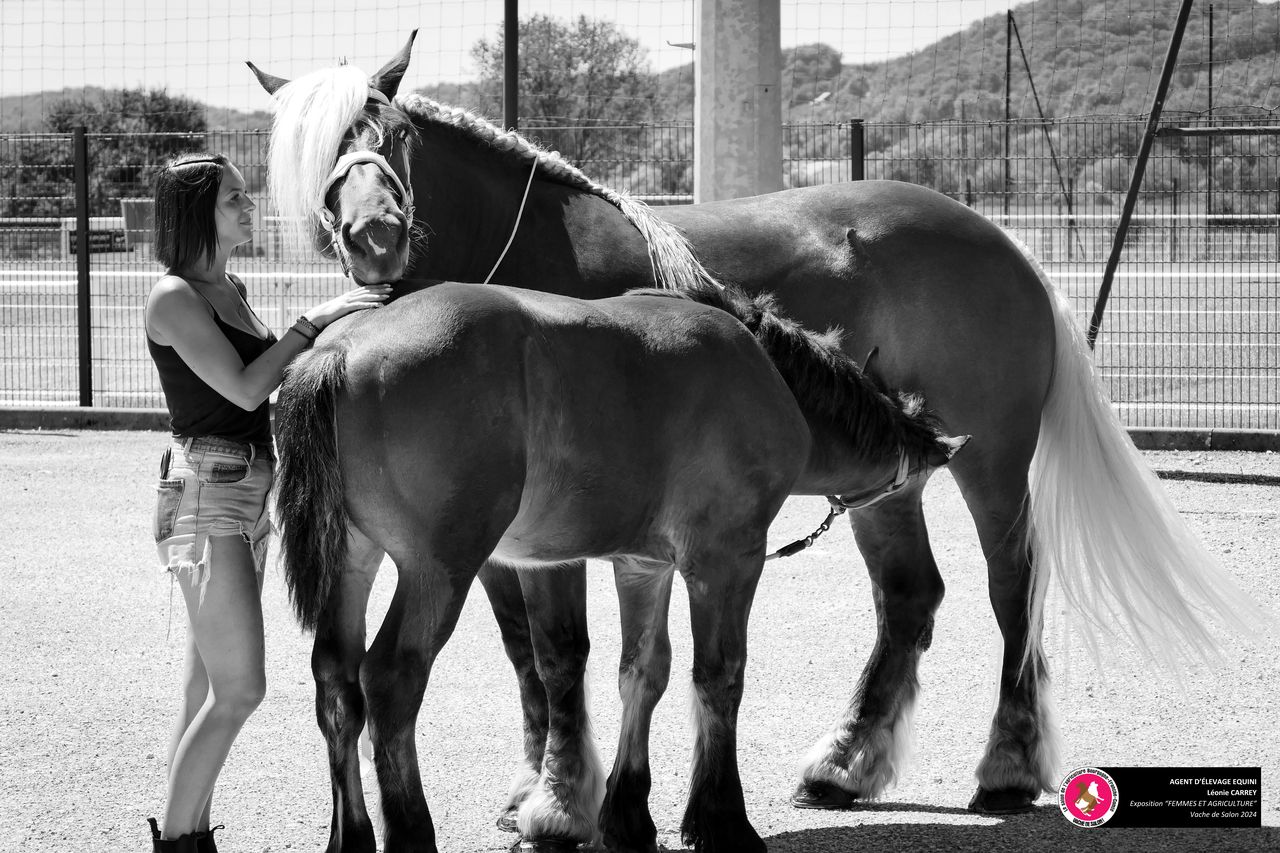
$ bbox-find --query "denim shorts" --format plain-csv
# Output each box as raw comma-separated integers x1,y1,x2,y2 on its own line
154,436,276,599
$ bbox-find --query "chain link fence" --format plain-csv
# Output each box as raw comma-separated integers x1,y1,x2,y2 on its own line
2,118,1277,431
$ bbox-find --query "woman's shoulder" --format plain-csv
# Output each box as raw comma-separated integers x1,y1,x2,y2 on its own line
151,273,197,298
146,275,215,342
149,274,215,309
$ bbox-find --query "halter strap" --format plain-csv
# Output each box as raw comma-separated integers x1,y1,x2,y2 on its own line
831,445,912,511
316,150,413,228
764,445,913,562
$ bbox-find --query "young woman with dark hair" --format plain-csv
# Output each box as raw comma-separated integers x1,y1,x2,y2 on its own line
144,152,389,852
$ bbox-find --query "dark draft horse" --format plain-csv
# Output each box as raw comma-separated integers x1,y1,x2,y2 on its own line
250,32,1259,852
275,276,964,853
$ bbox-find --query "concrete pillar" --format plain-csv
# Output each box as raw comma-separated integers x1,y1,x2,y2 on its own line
694,0,783,203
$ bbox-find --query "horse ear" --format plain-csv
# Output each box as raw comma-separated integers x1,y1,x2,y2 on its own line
931,432,967,466
370,30,418,100
246,61,290,96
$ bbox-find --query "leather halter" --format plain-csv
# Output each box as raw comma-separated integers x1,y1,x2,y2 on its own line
316,91,415,276
317,149,414,230
764,445,913,562
829,444,912,511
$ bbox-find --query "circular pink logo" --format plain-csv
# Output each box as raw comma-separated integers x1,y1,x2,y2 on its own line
1058,768,1119,827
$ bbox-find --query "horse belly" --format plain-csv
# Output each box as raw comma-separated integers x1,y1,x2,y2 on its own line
490,356,809,566
489,481,647,565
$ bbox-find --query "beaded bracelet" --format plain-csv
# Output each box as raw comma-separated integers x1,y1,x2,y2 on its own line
291,316,320,343
296,315,322,337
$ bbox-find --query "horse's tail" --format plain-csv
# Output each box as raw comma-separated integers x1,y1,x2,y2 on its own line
274,344,351,633
1017,239,1264,673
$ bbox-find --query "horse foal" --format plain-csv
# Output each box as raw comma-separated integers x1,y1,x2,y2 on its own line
278,282,808,853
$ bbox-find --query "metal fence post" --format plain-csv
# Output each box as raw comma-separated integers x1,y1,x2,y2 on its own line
74,126,92,407
503,0,519,131
849,118,864,181
1067,176,1076,262
1087,0,1195,349
1004,11,1012,220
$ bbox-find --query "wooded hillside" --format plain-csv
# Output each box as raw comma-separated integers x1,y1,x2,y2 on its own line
2,0,1277,218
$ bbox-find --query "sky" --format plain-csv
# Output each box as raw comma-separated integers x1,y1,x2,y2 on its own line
0,0,1023,112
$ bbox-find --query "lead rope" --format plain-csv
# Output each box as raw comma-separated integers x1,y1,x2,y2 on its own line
482,158,538,285
764,497,848,562
764,446,912,561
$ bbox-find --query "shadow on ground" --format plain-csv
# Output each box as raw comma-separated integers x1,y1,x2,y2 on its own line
655,805,1280,853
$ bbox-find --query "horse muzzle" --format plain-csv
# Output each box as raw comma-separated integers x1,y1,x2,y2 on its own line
340,211,410,284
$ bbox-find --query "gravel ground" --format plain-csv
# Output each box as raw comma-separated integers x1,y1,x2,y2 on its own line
1,430,1277,853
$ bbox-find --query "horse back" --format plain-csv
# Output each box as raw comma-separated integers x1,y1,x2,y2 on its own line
499,287,809,563
326,283,809,566
657,180,1056,443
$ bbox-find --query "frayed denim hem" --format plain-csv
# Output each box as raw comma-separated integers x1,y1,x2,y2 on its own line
160,521,271,637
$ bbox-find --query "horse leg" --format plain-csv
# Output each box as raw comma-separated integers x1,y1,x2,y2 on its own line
679,549,766,853
361,557,476,853
313,526,385,853
953,447,1059,814
511,562,605,850
477,561,550,831
793,481,942,808
600,557,675,853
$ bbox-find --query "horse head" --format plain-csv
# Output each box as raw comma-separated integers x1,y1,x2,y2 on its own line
249,32,419,284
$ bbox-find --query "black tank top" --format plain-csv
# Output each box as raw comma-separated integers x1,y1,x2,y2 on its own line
147,283,277,445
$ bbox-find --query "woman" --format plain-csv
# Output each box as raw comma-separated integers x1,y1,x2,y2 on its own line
144,152,390,852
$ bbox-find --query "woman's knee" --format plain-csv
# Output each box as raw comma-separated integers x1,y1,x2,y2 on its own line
209,672,267,720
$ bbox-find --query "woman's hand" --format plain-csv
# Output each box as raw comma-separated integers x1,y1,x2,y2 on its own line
305,284,393,330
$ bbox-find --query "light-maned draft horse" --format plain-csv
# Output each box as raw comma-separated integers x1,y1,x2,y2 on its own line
274,278,965,853
251,31,1261,852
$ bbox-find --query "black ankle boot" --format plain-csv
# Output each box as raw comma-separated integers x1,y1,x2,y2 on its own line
195,824,223,853
148,818,200,852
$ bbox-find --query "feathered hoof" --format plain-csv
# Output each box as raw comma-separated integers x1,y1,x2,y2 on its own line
496,808,520,833
968,786,1038,814
510,838,583,853
790,781,857,810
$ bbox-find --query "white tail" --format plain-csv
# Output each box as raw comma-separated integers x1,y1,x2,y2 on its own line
1013,237,1265,672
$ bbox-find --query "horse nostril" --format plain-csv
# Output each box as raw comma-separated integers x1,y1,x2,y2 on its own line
341,214,408,271
341,222,367,259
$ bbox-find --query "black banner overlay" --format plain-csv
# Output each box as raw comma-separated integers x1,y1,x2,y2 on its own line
1100,767,1261,828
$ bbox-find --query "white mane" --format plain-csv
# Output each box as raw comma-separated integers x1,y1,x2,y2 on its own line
267,65,373,248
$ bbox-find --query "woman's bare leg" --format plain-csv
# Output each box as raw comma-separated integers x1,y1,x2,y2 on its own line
162,530,267,838
166,629,213,832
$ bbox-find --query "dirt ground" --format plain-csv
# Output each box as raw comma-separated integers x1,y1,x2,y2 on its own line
1,430,1277,853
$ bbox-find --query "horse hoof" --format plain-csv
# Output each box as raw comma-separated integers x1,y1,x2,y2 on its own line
512,839,581,853
496,808,519,833
968,786,1037,814
791,781,857,810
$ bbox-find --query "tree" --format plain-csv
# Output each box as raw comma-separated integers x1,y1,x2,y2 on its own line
470,14,658,167
0,136,71,218
44,88,208,216
783,43,843,108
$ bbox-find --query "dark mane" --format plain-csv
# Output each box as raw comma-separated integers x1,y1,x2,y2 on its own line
395,94,719,291
628,283,952,465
